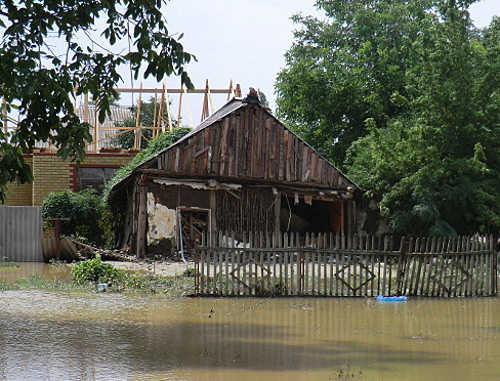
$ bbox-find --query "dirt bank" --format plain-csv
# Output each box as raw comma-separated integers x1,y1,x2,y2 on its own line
106,260,194,277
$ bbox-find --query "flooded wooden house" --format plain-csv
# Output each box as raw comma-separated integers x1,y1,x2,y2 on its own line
109,91,359,257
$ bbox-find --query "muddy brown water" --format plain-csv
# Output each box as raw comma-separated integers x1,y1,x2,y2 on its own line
0,264,498,380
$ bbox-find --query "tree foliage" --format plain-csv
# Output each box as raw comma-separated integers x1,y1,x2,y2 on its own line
277,0,500,235
277,0,437,166
42,188,104,243
0,0,194,203
103,127,191,204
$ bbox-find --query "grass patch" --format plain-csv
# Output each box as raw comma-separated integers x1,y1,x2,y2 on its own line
0,278,9,291
0,261,19,268
0,272,194,295
0,256,195,295
14,275,94,292
0,257,195,296
70,254,193,295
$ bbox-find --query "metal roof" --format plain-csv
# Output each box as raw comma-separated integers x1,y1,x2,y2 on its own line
76,105,133,126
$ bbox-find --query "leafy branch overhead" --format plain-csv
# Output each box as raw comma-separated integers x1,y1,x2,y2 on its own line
0,0,194,202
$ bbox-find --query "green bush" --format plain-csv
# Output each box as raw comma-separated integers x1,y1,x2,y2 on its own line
42,188,105,244
71,256,194,294
72,254,126,284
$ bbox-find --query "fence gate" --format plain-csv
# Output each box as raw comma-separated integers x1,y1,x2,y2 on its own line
0,206,43,262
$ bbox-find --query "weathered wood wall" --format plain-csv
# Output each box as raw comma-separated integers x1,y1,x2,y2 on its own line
153,105,352,188
215,188,276,234
195,232,498,297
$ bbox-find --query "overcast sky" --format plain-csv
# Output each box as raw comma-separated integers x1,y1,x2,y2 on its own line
121,0,500,122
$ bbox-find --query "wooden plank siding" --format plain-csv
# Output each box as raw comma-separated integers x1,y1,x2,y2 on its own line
149,105,351,189
195,231,498,297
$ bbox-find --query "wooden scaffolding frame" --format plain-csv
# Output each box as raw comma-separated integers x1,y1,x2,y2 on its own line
3,80,242,152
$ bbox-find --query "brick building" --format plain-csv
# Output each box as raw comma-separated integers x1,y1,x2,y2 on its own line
5,152,136,206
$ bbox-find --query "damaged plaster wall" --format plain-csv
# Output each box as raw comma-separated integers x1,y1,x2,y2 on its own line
146,192,177,247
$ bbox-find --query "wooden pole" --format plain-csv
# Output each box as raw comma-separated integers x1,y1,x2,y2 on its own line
177,86,184,129
201,79,209,121
93,98,98,152
163,81,173,132
157,90,164,137
228,80,234,100
134,84,143,149
273,191,281,237
136,175,148,258
152,91,158,136
340,202,345,235
183,84,194,128
209,190,217,245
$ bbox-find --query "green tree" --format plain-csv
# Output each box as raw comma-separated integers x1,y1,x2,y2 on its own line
276,0,436,166
112,97,178,150
0,0,194,203
277,0,500,235
42,189,105,243
346,5,500,235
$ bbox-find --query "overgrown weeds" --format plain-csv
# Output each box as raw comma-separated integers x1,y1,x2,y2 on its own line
0,256,194,296
70,254,194,295
0,261,19,268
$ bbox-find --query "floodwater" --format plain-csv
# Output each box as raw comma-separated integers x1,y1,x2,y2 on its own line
0,265,498,381
0,263,72,284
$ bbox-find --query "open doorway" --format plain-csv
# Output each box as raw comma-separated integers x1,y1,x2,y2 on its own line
177,208,211,255
280,196,344,234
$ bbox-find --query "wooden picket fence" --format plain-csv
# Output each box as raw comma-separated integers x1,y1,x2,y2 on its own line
194,232,498,297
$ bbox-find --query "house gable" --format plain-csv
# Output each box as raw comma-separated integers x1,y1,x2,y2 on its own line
140,100,355,190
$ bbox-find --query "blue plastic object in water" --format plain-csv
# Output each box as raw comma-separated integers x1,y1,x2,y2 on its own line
376,294,407,302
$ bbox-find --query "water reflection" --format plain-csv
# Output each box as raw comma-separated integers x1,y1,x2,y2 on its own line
0,290,498,380
0,263,72,284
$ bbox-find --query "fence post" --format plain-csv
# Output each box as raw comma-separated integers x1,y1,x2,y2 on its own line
194,232,204,295
492,235,498,296
397,238,410,295
298,252,305,295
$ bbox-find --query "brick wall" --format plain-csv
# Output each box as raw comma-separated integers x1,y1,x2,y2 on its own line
4,152,136,206
4,157,33,206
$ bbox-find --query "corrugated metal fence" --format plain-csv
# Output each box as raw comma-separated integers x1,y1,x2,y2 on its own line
0,206,43,262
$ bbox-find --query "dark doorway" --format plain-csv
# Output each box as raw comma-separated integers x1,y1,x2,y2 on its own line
178,208,210,254
280,196,344,234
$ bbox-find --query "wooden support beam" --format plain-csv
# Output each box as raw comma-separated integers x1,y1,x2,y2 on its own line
209,190,217,244
115,87,234,94
136,176,148,258
274,191,281,236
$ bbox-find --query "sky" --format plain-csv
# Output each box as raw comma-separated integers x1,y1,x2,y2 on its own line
117,0,500,123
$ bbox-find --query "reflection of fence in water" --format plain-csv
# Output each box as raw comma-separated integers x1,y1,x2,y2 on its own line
197,298,496,372
196,232,497,297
